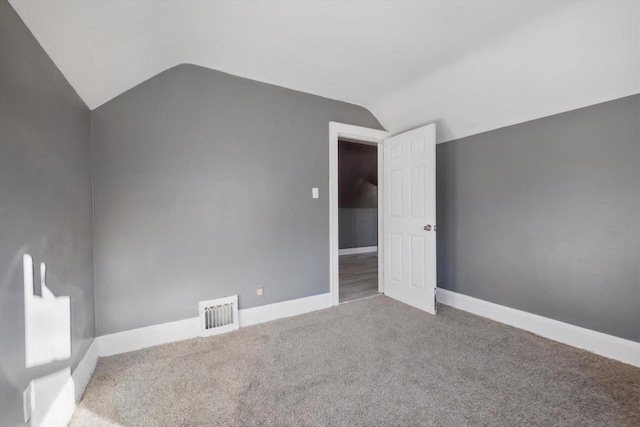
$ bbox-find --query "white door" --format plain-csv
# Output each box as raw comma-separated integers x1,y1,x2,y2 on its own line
383,124,437,314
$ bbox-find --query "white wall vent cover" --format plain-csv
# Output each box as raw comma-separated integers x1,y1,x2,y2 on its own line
198,295,239,337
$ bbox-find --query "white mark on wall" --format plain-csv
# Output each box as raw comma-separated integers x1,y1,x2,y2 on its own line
23,253,71,368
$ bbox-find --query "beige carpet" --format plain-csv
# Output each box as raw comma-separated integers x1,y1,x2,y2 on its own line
71,296,640,426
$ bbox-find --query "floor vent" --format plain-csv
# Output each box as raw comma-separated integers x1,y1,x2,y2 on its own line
198,295,239,337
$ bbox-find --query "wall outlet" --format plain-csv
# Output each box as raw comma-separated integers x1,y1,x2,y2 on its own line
312,188,319,199
256,287,264,296
23,381,35,422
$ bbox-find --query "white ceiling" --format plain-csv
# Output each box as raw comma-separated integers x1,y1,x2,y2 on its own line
9,0,640,143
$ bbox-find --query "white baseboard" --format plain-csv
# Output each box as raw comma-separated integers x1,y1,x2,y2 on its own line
339,246,377,255
72,339,98,402
97,292,332,357
97,317,200,357
437,288,640,367
30,339,98,427
31,368,74,427
238,292,332,327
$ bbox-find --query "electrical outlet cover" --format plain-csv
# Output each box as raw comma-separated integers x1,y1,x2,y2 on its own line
257,287,264,296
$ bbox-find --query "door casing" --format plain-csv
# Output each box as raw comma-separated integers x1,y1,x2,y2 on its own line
329,122,389,306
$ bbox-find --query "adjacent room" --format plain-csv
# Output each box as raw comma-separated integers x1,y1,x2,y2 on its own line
338,139,380,303
1,1,639,426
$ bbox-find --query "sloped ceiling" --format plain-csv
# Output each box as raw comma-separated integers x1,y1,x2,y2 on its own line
9,0,639,143
339,141,378,209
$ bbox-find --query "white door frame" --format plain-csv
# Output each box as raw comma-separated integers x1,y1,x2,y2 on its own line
329,122,390,306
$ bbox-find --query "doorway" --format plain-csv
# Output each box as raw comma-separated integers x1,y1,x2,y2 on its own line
329,122,438,314
329,123,388,306
338,139,379,303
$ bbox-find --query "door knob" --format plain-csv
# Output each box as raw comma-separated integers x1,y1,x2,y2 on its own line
424,225,432,231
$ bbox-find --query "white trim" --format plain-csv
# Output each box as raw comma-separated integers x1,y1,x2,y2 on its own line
97,293,332,357
437,288,640,367
239,292,332,327
72,339,99,402
376,141,384,295
97,317,199,357
329,122,390,306
30,339,98,427
338,246,377,256
30,368,74,427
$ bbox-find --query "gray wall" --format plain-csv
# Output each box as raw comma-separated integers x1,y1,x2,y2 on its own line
338,141,378,249
92,64,383,335
339,208,378,249
0,1,95,426
436,94,640,342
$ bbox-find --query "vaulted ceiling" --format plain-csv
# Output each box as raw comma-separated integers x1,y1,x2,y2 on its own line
9,0,639,143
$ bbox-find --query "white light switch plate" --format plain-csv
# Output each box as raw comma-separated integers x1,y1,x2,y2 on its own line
312,188,319,199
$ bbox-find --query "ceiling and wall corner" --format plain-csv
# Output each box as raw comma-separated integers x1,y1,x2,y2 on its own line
436,93,640,342
90,64,382,335
1,0,95,424
8,0,640,143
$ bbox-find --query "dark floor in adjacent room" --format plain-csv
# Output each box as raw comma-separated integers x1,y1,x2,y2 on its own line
339,252,379,303
71,296,640,427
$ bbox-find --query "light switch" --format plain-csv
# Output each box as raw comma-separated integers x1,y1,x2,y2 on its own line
312,188,319,199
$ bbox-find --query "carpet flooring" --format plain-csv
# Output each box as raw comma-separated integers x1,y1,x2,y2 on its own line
71,296,640,426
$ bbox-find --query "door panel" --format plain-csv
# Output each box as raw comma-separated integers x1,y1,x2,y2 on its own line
411,235,426,289
390,233,403,281
383,124,436,314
